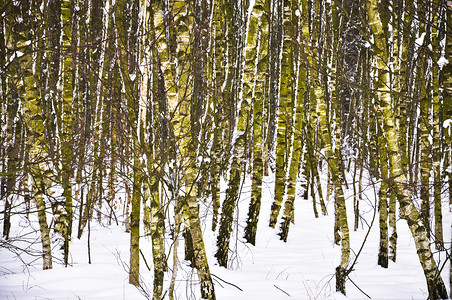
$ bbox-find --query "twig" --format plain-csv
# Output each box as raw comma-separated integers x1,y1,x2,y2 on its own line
211,274,243,291
211,277,224,288
139,249,151,271
345,179,378,277
347,276,371,299
274,284,291,297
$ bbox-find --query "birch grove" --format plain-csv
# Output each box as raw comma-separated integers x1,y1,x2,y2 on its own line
1,0,451,299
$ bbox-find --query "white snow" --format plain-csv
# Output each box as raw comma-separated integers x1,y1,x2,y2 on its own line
438,56,449,70
415,32,426,47
0,171,450,300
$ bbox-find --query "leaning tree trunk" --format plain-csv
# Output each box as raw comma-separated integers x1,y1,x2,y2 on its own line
182,156,216,299
367,1,448,298
178,8,215,294
314,29,350,298
317,84,350,295
11,0,54,270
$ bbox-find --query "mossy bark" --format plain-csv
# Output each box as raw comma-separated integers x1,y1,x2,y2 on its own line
267,0,283,173
377,123,389,268
367,1,448,298
279,0,307,241
33,172,53,270
270,0,294,228
245,7,267,245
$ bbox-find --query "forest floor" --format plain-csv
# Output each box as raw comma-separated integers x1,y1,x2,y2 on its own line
0,172,451,300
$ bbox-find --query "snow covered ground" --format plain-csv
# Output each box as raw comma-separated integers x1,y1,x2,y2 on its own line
0,173,450,300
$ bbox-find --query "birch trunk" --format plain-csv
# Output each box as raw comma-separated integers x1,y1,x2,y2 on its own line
279,0,307,241
367,1,448,298
244,5,267,245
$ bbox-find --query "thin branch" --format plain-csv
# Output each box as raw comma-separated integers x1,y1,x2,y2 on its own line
347,276,371,299
273,284,291,297
211,274,243,291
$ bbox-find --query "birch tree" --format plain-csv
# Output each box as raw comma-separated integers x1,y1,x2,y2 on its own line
244,2,268,245
366,0,448,298
216,0,251,268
